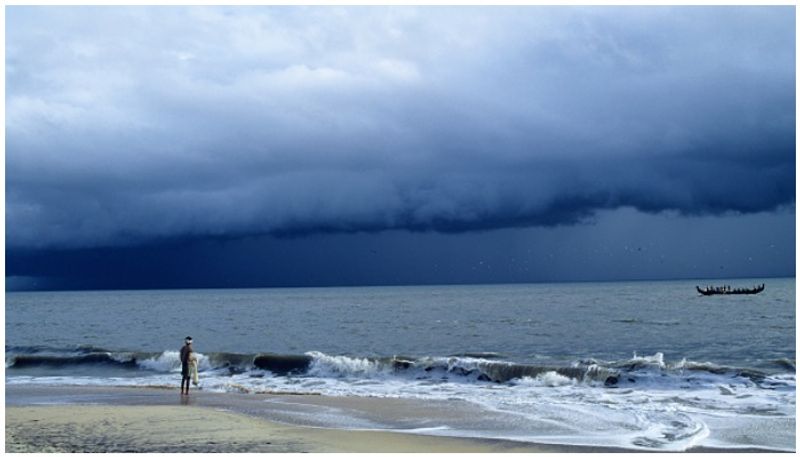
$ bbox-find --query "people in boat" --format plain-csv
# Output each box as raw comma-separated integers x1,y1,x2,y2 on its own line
699,283,765,295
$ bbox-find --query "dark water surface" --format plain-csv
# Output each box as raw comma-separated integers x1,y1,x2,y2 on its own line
6,278,795,367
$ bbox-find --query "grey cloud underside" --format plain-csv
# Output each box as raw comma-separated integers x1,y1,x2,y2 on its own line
6,6,795,249
7,149,792,248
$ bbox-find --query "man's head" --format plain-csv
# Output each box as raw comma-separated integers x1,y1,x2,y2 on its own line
185,336,193,346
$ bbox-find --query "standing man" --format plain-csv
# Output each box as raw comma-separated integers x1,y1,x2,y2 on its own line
180,336,193,395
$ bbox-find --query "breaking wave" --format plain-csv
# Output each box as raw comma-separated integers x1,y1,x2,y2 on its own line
6,346,792,390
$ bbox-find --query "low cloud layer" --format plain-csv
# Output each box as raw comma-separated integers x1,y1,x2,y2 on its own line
7,6,795,249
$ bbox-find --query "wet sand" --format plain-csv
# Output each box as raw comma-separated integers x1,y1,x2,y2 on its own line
4,385,590,453
6,404,563,453
5,385,775,453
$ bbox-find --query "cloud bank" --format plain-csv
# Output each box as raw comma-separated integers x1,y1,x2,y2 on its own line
6,6,795,249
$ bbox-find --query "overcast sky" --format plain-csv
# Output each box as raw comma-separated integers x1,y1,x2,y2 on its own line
6,6,795,290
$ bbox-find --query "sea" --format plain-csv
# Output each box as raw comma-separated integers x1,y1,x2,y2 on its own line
5,278,796,451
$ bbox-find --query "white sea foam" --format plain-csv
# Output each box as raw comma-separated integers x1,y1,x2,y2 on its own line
517,372,576,387
306,351,386,378
136,351,211,372
630,351,666,368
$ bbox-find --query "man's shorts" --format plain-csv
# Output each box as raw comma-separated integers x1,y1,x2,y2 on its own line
181,364,190,379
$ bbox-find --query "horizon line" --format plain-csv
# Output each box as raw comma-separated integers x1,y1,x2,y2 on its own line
5,274,793,293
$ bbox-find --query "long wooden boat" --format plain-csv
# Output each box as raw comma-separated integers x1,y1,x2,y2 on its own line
696,284,765,296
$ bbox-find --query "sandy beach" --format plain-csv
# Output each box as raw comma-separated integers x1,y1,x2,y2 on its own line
7,404,559,453
5,384,787,453
5,385,600,453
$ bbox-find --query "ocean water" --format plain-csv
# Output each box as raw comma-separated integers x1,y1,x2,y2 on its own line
6,278,796,451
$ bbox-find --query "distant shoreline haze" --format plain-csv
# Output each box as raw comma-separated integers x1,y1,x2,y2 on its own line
5,275,792,293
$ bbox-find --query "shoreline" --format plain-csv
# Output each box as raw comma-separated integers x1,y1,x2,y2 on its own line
4,385,611,453
7,404,560,453
5,384,786,453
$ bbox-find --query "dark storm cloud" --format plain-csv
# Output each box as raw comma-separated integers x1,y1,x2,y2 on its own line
6,6,795,249
7,209,795,290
